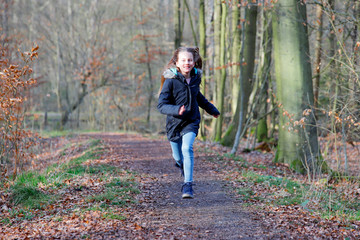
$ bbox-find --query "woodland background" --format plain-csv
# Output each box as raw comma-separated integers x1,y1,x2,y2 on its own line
1,0,360,238
1,0,360,177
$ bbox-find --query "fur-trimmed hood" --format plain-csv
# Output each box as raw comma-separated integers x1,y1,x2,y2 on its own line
158,67,219,141
162,67,202,80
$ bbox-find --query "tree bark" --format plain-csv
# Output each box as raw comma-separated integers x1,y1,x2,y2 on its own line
184,0,198,46
214,2,227,142
223,5,258,147
272,0,321,175
313,2,323,109
198,0,206,138
174,0,182,49
230,2,241,115
256,7,272,142
139,0,154,126
211,0,221,140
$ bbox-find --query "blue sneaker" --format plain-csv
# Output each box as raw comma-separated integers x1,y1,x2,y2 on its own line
182,182,194,199
175,162,184,177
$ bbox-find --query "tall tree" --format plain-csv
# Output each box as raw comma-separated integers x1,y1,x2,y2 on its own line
255,7,273,143
213,2,227,141
184,0,198,46
174,0,182,49
138,0,155,125
222,4,258,147
230,1,241,116
198,0,206,138
272,0,321,174
211,0,222,140
313,2,324,109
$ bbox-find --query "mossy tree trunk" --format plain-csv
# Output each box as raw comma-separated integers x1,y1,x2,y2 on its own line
211,0,221,140
199,0,206,138
272,0,321,175
313,2,323,109
256,8,272,143
213,2,227,142
174,0,182,49
230,1,241,116
222,5,258,147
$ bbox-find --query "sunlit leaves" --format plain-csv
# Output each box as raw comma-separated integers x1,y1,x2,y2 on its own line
0,43,39,179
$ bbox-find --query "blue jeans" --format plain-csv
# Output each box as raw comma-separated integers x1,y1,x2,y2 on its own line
169,132,196,183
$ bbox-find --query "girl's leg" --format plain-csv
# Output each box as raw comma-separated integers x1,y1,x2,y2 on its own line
170,138,183,167
181,132,196,183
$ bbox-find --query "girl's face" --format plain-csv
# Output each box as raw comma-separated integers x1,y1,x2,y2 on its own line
176,51,195,77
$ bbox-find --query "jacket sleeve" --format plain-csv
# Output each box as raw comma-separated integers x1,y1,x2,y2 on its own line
197,92,220,116
157,79,181,116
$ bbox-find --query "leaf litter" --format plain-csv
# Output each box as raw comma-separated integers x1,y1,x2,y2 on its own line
0,133,359,239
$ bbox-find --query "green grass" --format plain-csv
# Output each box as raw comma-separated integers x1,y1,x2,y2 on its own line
8,138,103,209
238,188,256,200
88,177,139,208
10,184,51,209
237,168,360,221
239,170,303,204
2,136,141,226
103,212,126,220
15,171,48,187
38,130,75,138
315,188,360,221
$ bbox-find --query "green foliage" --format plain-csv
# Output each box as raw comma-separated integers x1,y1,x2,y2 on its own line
239,170,304,204
38,130,75,138
220,123,234,146
2,136,141,228
10,184,50,209
88,177,139,208
238,188,256,200
8,138,104,209
256,118,268,142
15,171,48,187
238,169,360,221
103,212,126,220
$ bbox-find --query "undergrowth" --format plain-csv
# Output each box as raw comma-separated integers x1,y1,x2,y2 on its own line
1,135,140,225
238,169,360,222
205,147,360,224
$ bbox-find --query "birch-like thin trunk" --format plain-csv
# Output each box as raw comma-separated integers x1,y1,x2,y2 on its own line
198,0,206,138
225,5,258,148
174,0,182,49
214,2,227,142
313,3,323,110
230,2,241,115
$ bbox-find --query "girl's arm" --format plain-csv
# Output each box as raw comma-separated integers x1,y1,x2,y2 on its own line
197,92,220,117
157,79,182,116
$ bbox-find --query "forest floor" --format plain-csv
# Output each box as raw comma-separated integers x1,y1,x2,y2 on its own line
1,132,360,239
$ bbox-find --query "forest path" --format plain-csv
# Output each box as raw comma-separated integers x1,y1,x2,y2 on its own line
91,133,283,239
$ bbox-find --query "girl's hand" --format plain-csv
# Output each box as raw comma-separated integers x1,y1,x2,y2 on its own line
179,105,186,115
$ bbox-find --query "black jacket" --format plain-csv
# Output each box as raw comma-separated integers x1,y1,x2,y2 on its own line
158,68,220,141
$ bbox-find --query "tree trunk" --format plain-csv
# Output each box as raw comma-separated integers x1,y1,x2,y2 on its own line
223,5,258,147
272,0,321,175
349,0,359,107
184,0,198,46
60,83,88,127
230,2,241,115
198,0,206,138
213,2,227,142
211,0,221,140
256,7,272,143
313,2,323,109
174,0,182,49
139,0,154,126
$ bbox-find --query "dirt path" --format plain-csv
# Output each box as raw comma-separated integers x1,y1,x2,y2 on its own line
89,133,287,239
